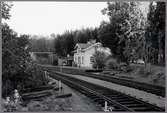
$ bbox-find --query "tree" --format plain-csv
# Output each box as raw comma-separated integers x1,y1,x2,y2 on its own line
92,51,107,69
2,23,31,96
145,2,165,65
99,2,146,64
29,35,55,52
1,2,13,20
98,21,119,59
54,28,99,57
54,31,75,57
2,2,47,97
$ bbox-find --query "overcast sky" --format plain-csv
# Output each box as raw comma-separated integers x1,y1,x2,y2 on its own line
5,2,150,37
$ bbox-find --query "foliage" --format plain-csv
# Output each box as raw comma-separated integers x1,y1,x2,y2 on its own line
106,58,119,70
29,36,55,52
2,23,31,86
92,51,107,69
145,2,165,65
3,90,22,112
2,23,40,97
2,2,47,98
53,59,58,66
24,62,49,89
1,2,13,20
54,28,99,57
99,2,146,64
54,31,75,57
35,53,49,58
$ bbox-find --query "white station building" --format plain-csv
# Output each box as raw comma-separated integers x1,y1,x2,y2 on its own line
73,40,111,69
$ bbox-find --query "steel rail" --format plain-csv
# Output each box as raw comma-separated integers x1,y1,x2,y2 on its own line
43,68,165,112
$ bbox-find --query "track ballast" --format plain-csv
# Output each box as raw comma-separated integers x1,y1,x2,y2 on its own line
43,69,165,112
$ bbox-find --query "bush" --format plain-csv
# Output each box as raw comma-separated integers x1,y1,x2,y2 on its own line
119,65,132,72
2,61,49,97
24,62,49,88
53,60,58,66
72,62,77,67
92,51,107,69
107,60,119,70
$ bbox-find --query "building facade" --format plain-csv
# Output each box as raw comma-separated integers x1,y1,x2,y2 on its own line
73,40,111,69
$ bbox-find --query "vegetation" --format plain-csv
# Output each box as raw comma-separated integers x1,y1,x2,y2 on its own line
29,36,55,52
92,51,107,69
2,2,47,98
54,28,99,57
43,1,165,77
145,2,165,66
99,2,146,64
51,1,165,69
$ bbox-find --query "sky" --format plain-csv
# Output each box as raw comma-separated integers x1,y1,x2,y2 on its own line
5,2,109,37
5,2,150,37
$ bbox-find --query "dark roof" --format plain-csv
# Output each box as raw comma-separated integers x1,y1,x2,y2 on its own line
77,43,92,49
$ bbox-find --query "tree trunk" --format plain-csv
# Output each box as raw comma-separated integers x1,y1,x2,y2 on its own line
144,45,151,74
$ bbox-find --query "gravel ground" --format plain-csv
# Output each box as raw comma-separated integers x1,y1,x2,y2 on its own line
57,72,165,108
61,82,102,111
49,76,102,112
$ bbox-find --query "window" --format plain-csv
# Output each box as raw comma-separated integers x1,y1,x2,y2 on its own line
90,56,94,64
78,56,81,64
82,56,84,64
75,56,77,63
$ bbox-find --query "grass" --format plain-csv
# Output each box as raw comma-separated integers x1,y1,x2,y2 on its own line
115,63,165,87
40,63,165,87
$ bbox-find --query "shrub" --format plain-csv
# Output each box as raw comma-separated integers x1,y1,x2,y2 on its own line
24,62,49,88
119,65,132,72
72,62,77,67
106,60,119,70
53,60,58,66
92,51,107,69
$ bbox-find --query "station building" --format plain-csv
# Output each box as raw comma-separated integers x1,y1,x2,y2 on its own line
73,40,111,69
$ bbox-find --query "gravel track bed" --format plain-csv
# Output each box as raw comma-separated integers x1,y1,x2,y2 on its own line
56,72,165,108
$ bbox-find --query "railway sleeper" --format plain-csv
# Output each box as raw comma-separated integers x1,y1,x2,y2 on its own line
93,98,104,102
125,104,146,108
122,95,165,111
102,92,122,96
91,97,101,100
48,72,164,112
97,100,106,105
119,101,137,104
114,98,133,102
101,103,118,108
100,101,124,111
113,109,126,111
109,96,127,99
118,100,138,104
106,95,124,98
101,105,124,111
86,94,98,98
132,107,155,111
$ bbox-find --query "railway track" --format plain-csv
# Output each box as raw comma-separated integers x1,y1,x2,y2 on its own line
79,72,165,97
42,69,165,112
39,65,165,97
